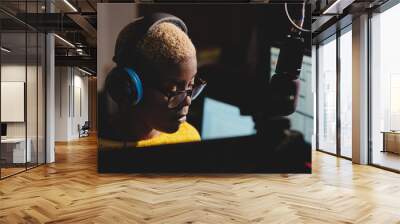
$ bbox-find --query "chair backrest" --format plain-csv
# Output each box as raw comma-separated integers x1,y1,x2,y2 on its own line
82,121,90,129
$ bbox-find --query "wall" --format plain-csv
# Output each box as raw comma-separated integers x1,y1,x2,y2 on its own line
1,64,41,138
55,67,69,141
72,71,89,138
1,65,25,138
55,67,89,141
1,62,46,166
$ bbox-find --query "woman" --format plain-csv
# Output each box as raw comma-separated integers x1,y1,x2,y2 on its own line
102,13,206,148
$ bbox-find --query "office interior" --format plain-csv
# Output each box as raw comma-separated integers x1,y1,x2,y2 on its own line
314,1,400,172
0,0,97,179
0,0,399,222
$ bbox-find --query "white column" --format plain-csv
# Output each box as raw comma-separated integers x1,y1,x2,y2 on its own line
46,1,55,163
46,33,55,163
352,14,369,164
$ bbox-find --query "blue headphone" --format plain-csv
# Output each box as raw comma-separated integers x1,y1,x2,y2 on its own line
124,68,143,105
106,13,188,107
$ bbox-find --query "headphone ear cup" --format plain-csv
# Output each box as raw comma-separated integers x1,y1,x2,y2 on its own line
106,67,142,106
123,68,143,105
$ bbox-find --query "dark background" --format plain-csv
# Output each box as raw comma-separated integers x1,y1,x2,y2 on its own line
138,4,312,135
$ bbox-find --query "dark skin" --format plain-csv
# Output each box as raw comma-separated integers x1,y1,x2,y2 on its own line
115,56,198,141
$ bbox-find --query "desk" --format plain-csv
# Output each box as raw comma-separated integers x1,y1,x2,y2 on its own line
1,138,31,164
381,131,400,154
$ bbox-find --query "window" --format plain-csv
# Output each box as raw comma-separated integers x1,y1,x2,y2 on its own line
317,35,337,154
339,28,352,158
370,3,400,171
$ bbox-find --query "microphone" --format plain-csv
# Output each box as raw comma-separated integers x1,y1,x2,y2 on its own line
268,32,305,116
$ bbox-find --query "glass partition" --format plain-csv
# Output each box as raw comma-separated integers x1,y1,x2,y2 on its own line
0,1,46,179
1,31,28,177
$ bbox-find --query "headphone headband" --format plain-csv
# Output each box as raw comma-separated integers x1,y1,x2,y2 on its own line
146,13,188,34
113,12,188,67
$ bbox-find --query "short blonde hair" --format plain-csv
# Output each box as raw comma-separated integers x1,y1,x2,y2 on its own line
137,22,196,66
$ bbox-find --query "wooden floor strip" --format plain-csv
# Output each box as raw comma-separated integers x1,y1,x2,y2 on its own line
0,135,399,223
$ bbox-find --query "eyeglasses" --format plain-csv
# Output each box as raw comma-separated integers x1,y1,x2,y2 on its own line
147,76,207,109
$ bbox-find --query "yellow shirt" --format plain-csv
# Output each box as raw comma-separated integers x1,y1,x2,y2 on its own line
99,122,201,149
